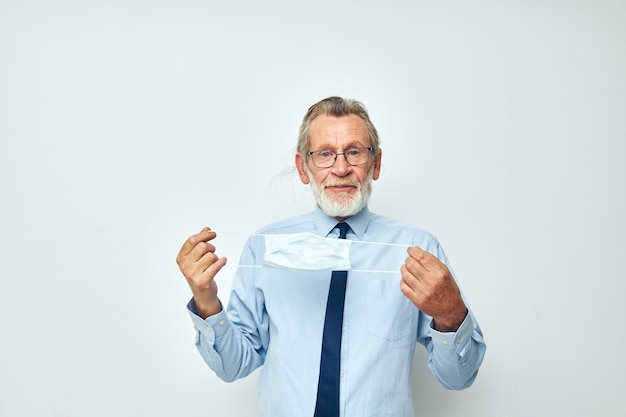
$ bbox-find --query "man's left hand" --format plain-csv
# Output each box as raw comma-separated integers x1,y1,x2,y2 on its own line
400,246,468,332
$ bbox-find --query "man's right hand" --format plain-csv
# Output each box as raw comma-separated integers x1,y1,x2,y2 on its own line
176,227,227,319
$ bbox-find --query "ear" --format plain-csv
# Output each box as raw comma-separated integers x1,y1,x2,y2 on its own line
295,153,310,184
372,149,382,180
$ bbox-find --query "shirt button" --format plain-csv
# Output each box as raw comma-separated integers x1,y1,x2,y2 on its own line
455,338,462,345
205,326,212,332
219,320,226,326
442,340,449,345
340,371,345,378
342,325,347,331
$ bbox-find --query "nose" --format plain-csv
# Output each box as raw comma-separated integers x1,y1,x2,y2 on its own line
331,153,352,176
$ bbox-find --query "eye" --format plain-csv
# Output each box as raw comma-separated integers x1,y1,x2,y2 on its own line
346,148,361,156
318,151,334,158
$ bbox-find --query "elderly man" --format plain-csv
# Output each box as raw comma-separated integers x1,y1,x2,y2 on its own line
177,96,486,417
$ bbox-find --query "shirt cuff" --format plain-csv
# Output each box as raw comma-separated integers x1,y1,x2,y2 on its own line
429,312,475,355
187,298,231,339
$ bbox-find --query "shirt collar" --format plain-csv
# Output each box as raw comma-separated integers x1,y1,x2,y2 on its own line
313,205,370,240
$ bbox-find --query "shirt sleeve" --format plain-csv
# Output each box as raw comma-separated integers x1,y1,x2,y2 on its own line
418,236,487,390
186,236,268,382
426,311,487,389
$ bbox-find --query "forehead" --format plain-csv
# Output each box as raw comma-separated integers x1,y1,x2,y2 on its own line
308,114,370,149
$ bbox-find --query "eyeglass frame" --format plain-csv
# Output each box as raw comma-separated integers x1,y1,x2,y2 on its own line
306,147,374,168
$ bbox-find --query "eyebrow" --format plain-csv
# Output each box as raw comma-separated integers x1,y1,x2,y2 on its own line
312,141,370,150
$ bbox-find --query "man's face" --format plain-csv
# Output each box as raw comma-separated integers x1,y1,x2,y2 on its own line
295,114,382,220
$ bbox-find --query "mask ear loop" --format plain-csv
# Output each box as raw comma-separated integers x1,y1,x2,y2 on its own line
229,264,402,274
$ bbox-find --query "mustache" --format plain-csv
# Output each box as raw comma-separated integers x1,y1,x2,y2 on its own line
323,180,359,188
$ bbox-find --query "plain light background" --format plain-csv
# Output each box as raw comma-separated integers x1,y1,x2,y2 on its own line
1,1,625,416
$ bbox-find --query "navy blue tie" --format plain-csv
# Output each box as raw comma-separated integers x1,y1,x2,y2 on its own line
314,222,350,417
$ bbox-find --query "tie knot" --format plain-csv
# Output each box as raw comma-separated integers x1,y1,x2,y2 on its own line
335,222,350,239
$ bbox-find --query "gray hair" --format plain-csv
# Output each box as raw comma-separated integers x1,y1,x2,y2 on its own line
296,96,381,157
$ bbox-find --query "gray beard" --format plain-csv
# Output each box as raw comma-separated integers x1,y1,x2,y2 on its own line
306,166,373,218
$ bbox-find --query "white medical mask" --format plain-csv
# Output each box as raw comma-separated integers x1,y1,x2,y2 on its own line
263,232,352,271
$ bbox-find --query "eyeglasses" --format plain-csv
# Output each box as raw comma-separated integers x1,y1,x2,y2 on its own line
307,147,373,168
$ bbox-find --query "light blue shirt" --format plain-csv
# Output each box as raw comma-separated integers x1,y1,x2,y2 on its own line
187,206,486,417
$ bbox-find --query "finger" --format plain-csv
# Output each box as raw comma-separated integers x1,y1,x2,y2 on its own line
188,240,217,262
178,228,216,258
189,255,227,287
196,250,221,273
403,251,445,287
407,246,444,272
399,277,413,298
184,252,227,286
406,247,455,294
406,246,430,271
400,265,427,308
400,264,420,290
177,237,219,276
403,252,430,282
203,256,227,277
